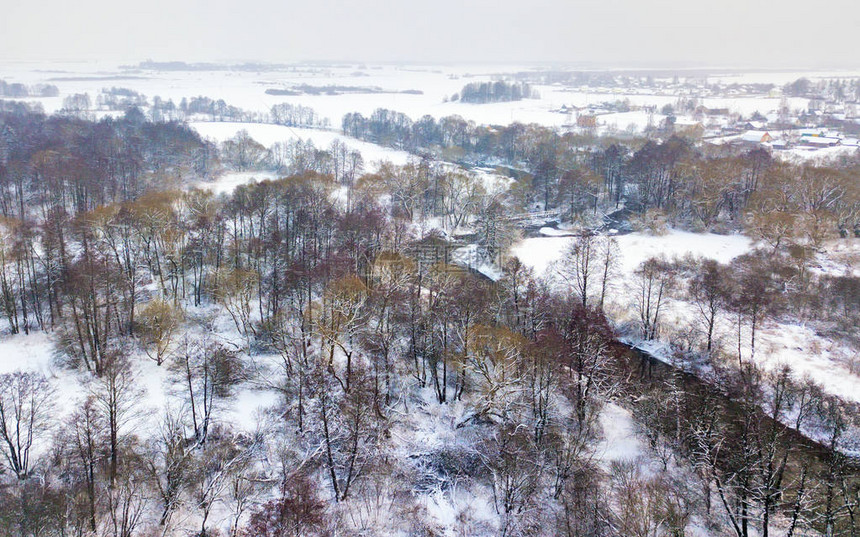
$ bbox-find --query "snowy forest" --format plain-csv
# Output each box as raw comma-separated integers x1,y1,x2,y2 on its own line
0,90,858,537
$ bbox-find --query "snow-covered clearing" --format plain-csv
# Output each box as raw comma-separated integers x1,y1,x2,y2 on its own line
754,323,860,403
0,332,89,420
189,121,413,166
511,229,860,408
511,229,752,277
0,331,56,375
613,230,753,272
596,402,648,465
815,237,860,278
0,317,275,436
196,170,279,194
598,110,664,133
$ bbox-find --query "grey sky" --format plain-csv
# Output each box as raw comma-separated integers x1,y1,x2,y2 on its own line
3,0,859,67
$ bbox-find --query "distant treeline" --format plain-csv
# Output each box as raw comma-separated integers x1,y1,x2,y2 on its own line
783,77,860,102
342,107,860,237
97,87,148,111
0,100,45,115
81,89,330,128
0,79,59,98
452,80,535,103
270,102,328,127
132,60,289,72
154,96,327,127
219,130,365,184
519,70,777,94
266,85,424,96
342,107,582,161
264,88,303,96
267,84,383,96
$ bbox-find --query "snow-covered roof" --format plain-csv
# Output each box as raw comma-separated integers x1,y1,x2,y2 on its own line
800,136,841,146
740,130,770,143
450,244,503,282
798,128,827,137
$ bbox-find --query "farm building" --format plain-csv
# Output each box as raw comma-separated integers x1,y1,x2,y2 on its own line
736,130,772,145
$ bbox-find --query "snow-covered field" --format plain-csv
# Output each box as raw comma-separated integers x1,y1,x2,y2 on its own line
754,323,859,402
0,60,837,132
774,143,860,164
597,403,648,464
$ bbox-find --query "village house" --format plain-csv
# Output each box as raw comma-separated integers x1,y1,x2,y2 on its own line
799,136,841,148
798,128,828,137
407,233,462,274
576,114,598,128
696,105,730,117
736,130,772,146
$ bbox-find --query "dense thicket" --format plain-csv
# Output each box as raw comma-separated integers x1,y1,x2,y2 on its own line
0,109,213,218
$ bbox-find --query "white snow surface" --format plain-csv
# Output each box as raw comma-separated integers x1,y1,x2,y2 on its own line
0,331,56,375
753,323,860,405
2,60,849,133
0,310,274,436
512,229,860,408
197,170,278,194
774,144,860,163
511,229,753,277
597,402,648,465
450,244,504,281
189,121,413,166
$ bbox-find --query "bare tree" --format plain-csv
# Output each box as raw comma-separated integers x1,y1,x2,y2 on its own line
170,334,243,446
244,472,327,537
190,430,260,537
560,231,597,308
137,299,183,365
314,366,380,502
146,408,195,529
726,253,779,365
609,459,665,537
0,371,53,479
90,355,143,488
482,424,545,537
63,397,106,534
554,462,610,537
688,258,727,353
597,235,618,311
635,257,676,340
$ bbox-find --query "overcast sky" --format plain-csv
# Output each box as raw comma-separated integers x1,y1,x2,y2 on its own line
3,0,859,68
